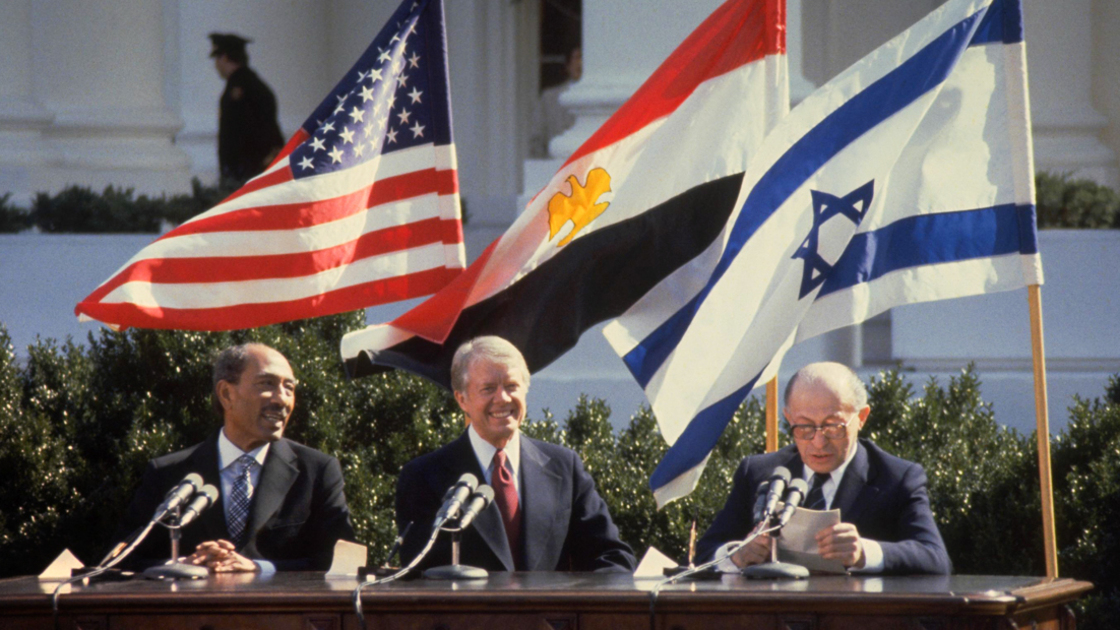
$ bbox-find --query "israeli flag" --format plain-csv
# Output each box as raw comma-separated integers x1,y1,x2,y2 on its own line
604,0,1043,506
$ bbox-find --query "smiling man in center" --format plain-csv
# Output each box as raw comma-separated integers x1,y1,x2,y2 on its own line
395,335,636,573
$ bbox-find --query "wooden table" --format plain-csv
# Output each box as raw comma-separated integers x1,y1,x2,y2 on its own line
0,572,1092,630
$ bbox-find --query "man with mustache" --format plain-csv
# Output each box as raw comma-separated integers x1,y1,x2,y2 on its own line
114,343,355,573
396,336,635,572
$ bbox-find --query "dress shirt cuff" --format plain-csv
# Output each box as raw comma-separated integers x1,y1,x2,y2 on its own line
851,539,884,573
714,542,741,573
255,559,277,575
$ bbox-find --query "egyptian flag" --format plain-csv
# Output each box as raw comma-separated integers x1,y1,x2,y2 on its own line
342,0,787,386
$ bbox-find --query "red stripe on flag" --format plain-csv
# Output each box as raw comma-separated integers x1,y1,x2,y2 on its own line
564,0,784,167
441,217,464,246
75,267,462,332
79,216,460,307
160,168,458,240
274,128,311,164
392,238,498,342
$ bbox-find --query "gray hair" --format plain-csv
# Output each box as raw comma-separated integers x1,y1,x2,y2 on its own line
450,336,530,393
783,361,868,411
211,342,275,418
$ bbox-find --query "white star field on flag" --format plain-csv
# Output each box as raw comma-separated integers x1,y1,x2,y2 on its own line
289,4,433,179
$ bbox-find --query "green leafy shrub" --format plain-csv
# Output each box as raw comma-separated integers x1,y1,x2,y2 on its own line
1036,171,1120,229
23,179,239,234
31,185,167,233
0,193,32,233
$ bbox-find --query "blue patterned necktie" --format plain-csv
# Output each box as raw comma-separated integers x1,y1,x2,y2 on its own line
227,454,257,546
805,474,828,511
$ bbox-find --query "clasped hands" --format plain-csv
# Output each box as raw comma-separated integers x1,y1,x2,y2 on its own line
730,522,865,569
183,540,258,573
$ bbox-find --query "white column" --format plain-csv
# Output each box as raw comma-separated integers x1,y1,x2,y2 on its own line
444,0,534,258
1025,0,1117,187
32,0,190,196
0,0,57,206
787,0,817,105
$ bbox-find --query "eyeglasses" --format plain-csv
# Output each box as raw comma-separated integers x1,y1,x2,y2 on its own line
789,421,848,440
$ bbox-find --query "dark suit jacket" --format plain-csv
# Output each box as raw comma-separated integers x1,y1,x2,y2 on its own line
218,65,283,182
113,433,355,571
696,439,951,575
396,431,636,572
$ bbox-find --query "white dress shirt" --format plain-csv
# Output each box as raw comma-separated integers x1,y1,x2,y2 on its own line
467,425,522,503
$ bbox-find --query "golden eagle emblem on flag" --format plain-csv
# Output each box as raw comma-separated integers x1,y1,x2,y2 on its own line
547,168,611,247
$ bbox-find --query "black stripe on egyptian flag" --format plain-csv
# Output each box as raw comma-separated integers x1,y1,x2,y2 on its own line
345,172,745,386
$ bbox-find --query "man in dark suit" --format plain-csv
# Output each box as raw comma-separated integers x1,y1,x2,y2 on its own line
696,362,950,575
209,33,284,184
114,343,354,573
396,336,636,572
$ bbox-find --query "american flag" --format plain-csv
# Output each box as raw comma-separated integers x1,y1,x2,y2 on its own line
76,0,464,331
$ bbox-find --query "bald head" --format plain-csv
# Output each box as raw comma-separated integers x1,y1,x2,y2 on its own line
783,362,868,411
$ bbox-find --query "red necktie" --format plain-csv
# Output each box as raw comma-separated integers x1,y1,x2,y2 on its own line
492,449,522,568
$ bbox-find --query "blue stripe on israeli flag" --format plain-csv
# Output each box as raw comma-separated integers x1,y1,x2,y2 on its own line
819,203,1036,297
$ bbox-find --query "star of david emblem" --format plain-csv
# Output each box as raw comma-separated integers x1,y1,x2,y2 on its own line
792,180,875,299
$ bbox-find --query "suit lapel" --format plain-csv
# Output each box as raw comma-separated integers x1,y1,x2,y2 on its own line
519,436,561,571
445,432,515,571
832,441,876,523
191,434,230,542
243,439,298,550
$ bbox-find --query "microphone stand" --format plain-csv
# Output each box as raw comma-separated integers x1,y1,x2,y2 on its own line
422,521,488,580
141,505,209,580
740,513,808,580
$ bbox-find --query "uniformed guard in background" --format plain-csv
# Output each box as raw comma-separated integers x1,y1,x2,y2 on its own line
208,33,285,185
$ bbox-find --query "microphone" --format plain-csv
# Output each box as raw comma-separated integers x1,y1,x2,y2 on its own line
433,473,478,528
775,478,809,527
177,484,219,527
760,467,791,522
151,473,203,522
455,485,495,531
752,481,770,522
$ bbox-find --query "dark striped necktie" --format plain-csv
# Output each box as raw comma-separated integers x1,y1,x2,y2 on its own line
228,454,257,547
805,474,828,511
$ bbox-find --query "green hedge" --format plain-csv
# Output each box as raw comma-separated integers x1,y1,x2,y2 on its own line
0,316,1117,628
0,193,31,233
1036,171,1120,229
0,179,241,234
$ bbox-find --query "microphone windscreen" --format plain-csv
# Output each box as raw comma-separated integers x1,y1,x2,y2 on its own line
787,478,808,499
474,484,495,506
197,484,220,505
771,466,791,484
458,473,479,491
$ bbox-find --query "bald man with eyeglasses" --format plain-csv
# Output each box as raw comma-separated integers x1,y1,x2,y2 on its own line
696,362,951,575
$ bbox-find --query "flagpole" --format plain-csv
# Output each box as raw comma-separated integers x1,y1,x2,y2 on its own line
1027,284,1058,578
765,376,779,453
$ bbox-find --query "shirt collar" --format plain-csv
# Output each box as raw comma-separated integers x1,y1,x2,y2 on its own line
467,425,520,474
218,428,270,471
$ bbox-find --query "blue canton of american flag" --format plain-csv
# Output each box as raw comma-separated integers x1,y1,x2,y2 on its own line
291,0,453,177
76,0,464,332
